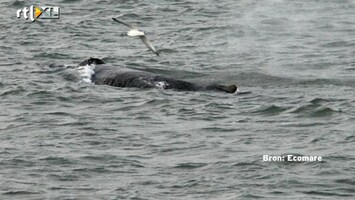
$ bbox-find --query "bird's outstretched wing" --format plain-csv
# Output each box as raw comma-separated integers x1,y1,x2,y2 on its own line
140,35,159,56
112,18,136,30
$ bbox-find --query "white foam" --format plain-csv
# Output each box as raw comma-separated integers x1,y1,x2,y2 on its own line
77,64,95,84
154,81,169,89
64,64,76,69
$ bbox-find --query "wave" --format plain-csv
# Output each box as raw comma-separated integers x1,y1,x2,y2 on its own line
289,98,342,117
1,85,26,97
250,97,343,118
252,105,290,116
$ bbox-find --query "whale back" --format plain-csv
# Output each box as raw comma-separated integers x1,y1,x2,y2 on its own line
77,58,238,93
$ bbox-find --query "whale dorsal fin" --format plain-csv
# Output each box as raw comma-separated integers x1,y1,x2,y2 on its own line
220,85,237,93
88,58,105,65
78,58,105,66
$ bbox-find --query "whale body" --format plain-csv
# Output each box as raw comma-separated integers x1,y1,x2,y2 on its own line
78,58,237,93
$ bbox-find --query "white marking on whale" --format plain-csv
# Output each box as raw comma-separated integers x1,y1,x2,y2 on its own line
77,64,95,84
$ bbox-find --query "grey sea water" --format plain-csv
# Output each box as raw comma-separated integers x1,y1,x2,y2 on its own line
1,0,355,199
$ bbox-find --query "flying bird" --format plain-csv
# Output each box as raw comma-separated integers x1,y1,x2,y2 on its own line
112,17,159,56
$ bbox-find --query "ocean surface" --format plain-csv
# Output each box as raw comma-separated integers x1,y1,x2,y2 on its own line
1,0,354,199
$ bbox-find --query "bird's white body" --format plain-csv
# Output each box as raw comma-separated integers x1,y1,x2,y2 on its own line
113,17,159,56
127,29,145,37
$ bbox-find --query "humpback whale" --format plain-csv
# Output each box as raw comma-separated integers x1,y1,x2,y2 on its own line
78,58,237,93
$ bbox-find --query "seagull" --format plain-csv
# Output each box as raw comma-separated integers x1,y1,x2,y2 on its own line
112,17,159,56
